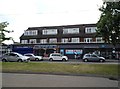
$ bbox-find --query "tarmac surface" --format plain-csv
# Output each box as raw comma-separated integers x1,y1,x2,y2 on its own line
2,73,118,87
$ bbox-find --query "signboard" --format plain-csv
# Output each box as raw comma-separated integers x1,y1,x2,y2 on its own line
60,49,64,55
65,49,83,54
34,45,57,49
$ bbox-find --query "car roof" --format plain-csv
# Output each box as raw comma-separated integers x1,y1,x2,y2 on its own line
9,52,20,54
24,53,33,55
51,53,61,54
84,54,91,55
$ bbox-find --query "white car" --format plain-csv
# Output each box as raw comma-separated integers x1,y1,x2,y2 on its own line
2,52,30,62
49,53,68,61
24,53,43,61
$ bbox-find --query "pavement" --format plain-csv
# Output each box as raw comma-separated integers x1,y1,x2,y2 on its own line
2,73,118,87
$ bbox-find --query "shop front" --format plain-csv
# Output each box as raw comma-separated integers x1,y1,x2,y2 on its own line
33,45,58,57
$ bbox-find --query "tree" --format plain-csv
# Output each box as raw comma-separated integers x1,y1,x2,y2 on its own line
0,22,14,43
97,1,120,46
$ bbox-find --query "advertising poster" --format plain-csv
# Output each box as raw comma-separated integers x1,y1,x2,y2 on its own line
66,49,83,54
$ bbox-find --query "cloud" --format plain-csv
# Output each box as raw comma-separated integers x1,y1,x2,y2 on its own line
0,0,103,44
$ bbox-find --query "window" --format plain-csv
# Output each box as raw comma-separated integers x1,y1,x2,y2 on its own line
42,29,57,35
85,54,90,57
84,38,93,43
25,54,32,57
21,40,28,44
96,37,104,43
85,27,97,33
52,54,61,56
24,30,38,36
40,39,47,44
63,28,79,34
91,54,97,57
71,38,79,43
9,53,17,56
29,39,36,44
61,38,69,43
49,38,57,43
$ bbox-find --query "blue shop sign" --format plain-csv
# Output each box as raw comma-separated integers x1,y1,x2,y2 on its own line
65,49,83,54
34,45,57,49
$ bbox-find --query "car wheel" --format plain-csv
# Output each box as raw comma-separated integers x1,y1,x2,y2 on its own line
99,59,104,62
35,58,39,61
62,58,66,61
2,59,7,62
40,59,43,61
25,59,30,63
17,59,23,62
49,58,53,61
84,59,88,62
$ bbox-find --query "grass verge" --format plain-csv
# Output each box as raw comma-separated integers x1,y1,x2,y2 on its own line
1,62,118,77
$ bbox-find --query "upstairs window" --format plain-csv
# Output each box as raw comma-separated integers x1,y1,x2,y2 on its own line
24,30,38,36
71,38,80,43
49,38,57,43
63,28,79,34
85,27,97,33
29,39,36,44
96,37,104,43
61,38,69,43
42,29,57,35
84,38,93,43
21,40,28,44
40,39,47,44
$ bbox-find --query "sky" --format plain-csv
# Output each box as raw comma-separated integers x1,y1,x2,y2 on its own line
0,0,103,44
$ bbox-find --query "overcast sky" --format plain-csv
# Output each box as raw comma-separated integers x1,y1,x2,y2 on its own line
0,0,103,44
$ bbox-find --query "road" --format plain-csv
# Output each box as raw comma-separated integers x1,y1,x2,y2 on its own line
2,73,118,87
32,59,119,64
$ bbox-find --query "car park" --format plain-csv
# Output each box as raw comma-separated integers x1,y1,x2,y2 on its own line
49,53,68,61
24,53,43,61
83,53,105,62
1,52,30,62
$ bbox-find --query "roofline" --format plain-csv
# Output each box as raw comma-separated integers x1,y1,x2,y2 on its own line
28,23,97,29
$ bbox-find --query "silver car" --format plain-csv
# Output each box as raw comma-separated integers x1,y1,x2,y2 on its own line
83,54,105,62
24,53,43,61
1,52,30,62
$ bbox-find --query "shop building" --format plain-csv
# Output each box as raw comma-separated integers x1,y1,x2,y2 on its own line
13,23,120,59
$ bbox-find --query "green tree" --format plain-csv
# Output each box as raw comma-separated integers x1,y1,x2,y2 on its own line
0,22,13,43
97,1,120,46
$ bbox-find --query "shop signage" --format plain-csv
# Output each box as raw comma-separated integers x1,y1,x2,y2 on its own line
84,46,99,48
65,49,83,54
34,45,57,49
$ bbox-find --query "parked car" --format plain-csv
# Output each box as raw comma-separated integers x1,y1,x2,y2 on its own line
49,53,68,61
24,53,43,61
83,53,105,62
1,52,30,62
